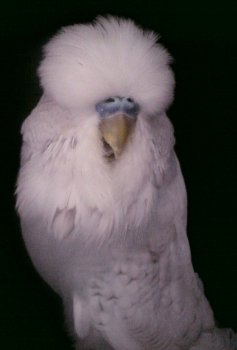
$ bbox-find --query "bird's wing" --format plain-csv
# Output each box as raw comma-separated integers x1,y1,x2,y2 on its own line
20,97,66,164
17,96,79,236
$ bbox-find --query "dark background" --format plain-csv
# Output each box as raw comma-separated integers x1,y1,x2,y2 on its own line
1,0,237,349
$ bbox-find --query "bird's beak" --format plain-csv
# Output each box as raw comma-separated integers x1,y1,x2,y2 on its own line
100,113,136,160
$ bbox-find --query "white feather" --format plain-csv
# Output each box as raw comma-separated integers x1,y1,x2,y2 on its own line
38,16,174,115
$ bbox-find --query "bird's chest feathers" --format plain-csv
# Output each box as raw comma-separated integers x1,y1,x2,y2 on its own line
18,130,157,241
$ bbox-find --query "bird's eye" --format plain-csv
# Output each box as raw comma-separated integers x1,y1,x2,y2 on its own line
105,97,116,103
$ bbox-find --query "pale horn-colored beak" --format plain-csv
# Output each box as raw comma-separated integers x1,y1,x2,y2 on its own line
96,96,139,159
100,113,136,159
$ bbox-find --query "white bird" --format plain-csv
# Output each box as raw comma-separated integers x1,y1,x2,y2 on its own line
16,16,237,350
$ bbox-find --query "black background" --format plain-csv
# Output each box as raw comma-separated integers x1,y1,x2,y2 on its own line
1,0,237,349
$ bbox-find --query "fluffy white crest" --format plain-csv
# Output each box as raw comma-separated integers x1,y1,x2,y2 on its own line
38,16,174,115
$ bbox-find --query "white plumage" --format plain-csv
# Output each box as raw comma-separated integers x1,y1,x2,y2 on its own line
16,16,236,350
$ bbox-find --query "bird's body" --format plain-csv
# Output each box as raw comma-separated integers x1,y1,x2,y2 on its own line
16,17,236,350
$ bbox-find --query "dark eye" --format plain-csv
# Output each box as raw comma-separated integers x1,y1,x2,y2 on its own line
105,97,116,103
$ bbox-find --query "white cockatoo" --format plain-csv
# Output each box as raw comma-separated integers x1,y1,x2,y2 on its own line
16,16,236,350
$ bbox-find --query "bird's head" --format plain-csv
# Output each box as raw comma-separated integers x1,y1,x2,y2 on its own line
38,16,175,161
17,16,177,237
